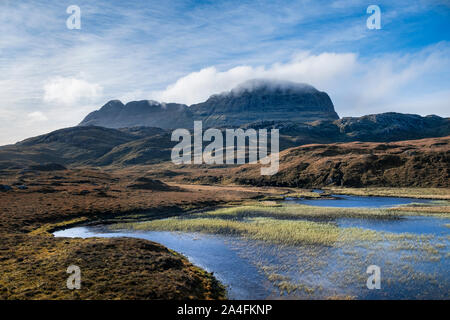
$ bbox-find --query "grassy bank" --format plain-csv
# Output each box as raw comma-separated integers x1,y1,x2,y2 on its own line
193,201,450,219
115,217,383,246
192,203,395,219
324,187,450,200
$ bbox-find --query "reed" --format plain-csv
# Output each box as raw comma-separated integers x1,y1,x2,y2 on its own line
115,217,382,246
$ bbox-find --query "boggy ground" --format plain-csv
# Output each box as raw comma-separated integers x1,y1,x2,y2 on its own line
0,167,277,299
1,165,449,299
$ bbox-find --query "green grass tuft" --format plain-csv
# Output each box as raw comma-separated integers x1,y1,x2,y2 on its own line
114,216,382,246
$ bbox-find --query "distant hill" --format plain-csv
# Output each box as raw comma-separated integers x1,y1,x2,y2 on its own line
247,112,450,149
1,114,448,171
335,113,449,141
0,126,174,169
229,136,450,188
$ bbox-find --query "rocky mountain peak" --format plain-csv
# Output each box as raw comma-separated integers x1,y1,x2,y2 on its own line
79,79,339,129
190,79,339,127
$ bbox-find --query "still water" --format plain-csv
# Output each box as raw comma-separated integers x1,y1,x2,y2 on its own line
54,195,449,299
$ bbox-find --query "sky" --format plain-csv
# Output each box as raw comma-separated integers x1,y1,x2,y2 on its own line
0,0,449,145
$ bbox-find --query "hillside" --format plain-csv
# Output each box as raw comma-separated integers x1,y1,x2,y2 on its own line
251,113,450,147
228,136,450,188
0,126,174,169
1,118,449,171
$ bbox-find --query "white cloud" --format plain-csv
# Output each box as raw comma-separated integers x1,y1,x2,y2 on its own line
153,52,358,105
27,111,48,122
43,77,103,106
384,90,450,115
152,44,450,117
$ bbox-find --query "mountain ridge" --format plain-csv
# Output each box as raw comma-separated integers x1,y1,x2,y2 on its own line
1,112,449,170
1,79,449,172
79,79,339,129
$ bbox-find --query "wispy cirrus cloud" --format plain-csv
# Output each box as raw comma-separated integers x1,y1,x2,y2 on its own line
0,0,449,145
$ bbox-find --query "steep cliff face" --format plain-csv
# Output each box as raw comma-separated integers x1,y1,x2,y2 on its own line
79,79,339,129
190,79,339,127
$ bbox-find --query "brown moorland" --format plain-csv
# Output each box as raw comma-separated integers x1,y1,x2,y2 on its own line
0,135,449,299
132,137,449,189
225,136,450,188
0,168,275,299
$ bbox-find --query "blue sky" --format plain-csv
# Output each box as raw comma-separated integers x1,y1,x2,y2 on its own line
0,0,449,145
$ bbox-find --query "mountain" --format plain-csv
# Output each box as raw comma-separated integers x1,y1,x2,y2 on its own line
335,113,450,141
79,100,193,129
1,79,449,171
244,112,450,149
79,79,339,129
190,79,339,127
78,79,448,141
